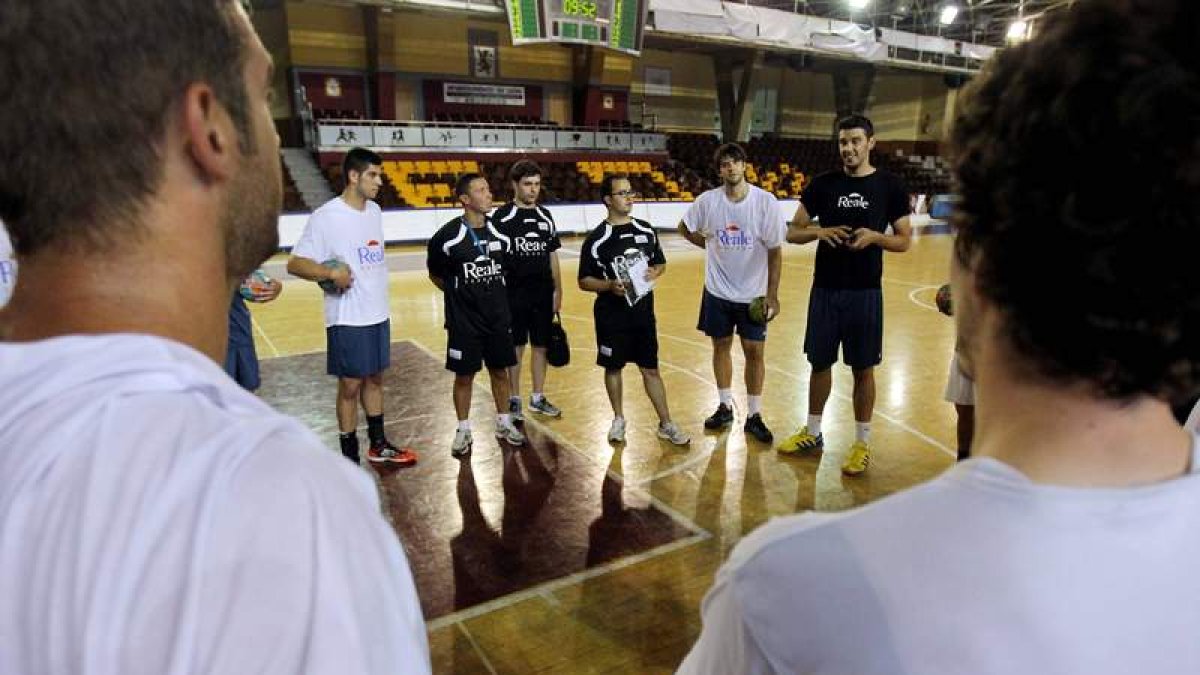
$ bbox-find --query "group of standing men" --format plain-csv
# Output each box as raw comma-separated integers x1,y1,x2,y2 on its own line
271,113,914,475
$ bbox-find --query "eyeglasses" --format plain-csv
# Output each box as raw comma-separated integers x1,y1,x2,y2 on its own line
609,190,638,198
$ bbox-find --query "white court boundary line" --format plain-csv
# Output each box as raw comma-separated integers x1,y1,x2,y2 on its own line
908,284,941,313
250,316,281,358
405,339,713,632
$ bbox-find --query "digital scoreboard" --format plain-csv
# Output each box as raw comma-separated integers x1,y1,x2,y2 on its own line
506,0,648,55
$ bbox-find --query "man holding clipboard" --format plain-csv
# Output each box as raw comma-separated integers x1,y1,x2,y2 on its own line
578,175,690,447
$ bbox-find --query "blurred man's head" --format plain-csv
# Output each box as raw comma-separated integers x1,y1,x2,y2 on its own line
0,0,281,282
836,115,876,174
508,160,542,207
343,147,384,203
949,0,1200,409
601,174,635,219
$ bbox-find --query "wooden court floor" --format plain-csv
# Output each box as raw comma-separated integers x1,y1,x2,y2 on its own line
250,231,959,674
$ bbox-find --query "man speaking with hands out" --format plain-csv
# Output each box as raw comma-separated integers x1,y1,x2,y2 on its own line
779,114,912,476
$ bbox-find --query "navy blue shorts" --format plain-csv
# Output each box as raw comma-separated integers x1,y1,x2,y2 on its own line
697,287,767,341
803,288,883,370
326,320,391,378
224,342,261,391
596,320,659,370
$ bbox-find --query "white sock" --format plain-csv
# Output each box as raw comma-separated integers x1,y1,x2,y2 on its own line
807,414,823,436
457,420,471,432
718,389,734,407
856,422,871,443
531,392,544,403
498,413,512,427
613,415,625,423
748,395,762,415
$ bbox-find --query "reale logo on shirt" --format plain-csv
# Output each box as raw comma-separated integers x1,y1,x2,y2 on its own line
0,259,15,286
463,256,503,283
837,193,870,209
717,222,752,250
515,232,549,255
357,239,386,267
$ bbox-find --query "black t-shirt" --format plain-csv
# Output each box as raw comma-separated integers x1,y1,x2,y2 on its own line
426,216,512,335
800,169,909,289
492,202,562,286
577,218,667,328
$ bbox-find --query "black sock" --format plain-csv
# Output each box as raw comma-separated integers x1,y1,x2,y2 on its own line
367,414,385,445
339,431,359,460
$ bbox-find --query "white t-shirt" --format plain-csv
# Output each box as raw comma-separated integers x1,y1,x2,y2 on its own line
292,197,390,327
0,334,431,675
680,445,1200,675
1186,400,1200,432
682,184,786,303
0,221,16,308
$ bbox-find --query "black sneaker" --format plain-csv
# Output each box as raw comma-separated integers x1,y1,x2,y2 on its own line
744,414,774,443
704,403,734,430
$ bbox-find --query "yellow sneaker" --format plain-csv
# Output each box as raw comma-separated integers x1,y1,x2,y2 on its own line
776,426,824,454
841,440,871,475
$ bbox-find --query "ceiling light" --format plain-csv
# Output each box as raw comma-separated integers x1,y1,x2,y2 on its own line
1006,19,1029,41
939,5,959,24
848,0,870,9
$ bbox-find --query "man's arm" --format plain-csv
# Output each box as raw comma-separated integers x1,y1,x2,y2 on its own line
765,247,781,320
848,216,913,252
677,221,707,249
550,251,562,312
786,202,850,246
579,275,624,296
286,256,351,290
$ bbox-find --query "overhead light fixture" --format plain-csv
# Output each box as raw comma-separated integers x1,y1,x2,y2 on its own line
848,0,870,9
1006,19,1029,41
939,5,959,24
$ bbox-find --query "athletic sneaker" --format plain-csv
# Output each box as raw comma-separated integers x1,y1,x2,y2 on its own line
657,421,691,446
496,420,526,446
703,403,734,430
529,396,562,418
744,414,774,443
607,417,626,444
451,428,473,458
509,397,524,424
841,440,871,476
367,439,418,466
776,426,824,454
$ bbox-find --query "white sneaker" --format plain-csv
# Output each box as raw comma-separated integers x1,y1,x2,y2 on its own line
607,418,626,444
451,428,473,458
495,421,526,446
657,421,691,446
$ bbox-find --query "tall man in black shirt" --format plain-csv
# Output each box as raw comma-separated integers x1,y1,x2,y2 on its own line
578,174,691,447
427,174,527,457
780,115,912,475
492,160,563,422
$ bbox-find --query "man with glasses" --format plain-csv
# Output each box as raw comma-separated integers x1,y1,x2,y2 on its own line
580,175,690,446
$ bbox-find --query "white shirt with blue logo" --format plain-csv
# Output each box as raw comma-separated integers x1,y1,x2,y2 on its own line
293,197,390,327
0,222,16,308
682,184,785,303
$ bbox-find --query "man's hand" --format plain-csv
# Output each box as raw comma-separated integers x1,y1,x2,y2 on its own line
848,228,881,250
765,295,780,322
252,278,283,303
816,226,852,246
329,264,353,290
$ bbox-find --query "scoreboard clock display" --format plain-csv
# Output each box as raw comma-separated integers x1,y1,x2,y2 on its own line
506,0,648,55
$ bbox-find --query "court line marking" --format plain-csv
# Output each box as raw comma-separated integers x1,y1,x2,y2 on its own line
426,533,709,632
908,284,941,313
250,316,281,358
649,331,956,459
456,621,499,675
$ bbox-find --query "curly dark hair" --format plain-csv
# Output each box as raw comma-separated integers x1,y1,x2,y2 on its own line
950,0,1200,405
508,159,542,184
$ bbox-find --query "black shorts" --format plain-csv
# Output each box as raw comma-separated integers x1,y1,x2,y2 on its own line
446,327,517,375
596,320,659,370
697,287,767,341
803,287,883,370
507,280,554,348
326,320,391,378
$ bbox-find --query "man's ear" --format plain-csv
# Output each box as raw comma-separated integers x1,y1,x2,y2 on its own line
181,82,237,183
